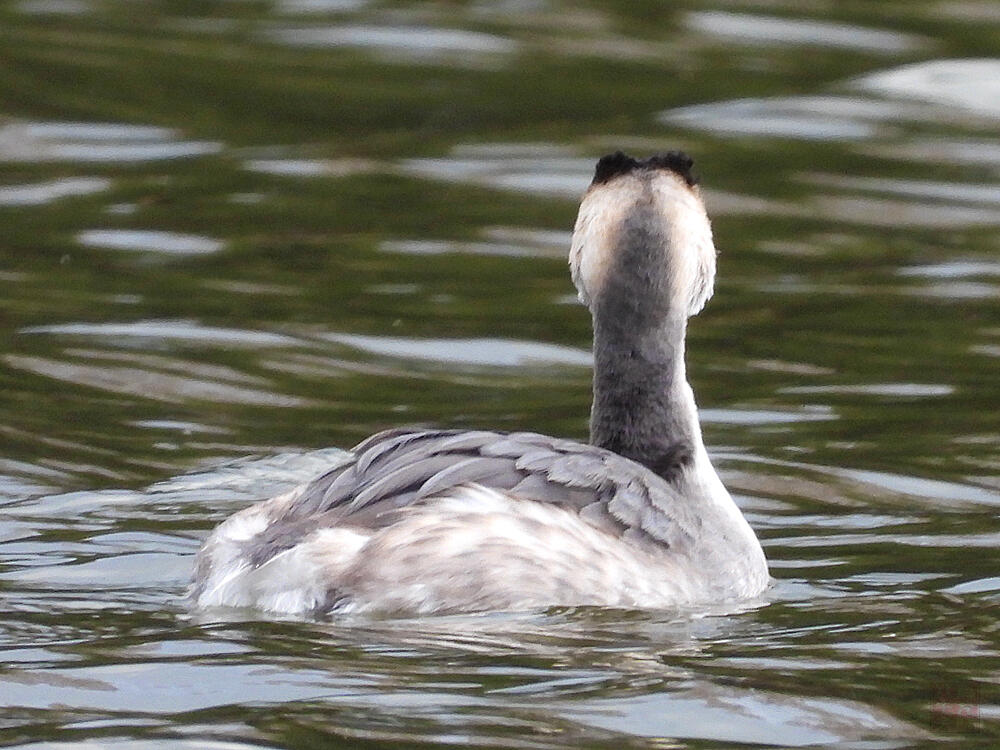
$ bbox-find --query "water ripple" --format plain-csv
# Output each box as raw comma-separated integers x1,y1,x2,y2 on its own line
0,177,111,206
856,58,1000,118
76,229,224,255
2,355,309,407
21,320,301,348
322,333,593,368
0,120,222,163
265,24,519,65
685,10,924,53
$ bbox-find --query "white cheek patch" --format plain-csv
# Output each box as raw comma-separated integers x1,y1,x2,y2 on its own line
569,176,640,306
648,174,717,316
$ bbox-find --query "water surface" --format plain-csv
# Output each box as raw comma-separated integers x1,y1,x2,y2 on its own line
0,1,997,747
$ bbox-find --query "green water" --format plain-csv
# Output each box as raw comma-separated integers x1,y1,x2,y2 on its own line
1,1,998,747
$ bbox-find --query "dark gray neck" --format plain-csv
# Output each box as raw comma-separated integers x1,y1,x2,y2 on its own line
590,309,701,481
585,199,703,481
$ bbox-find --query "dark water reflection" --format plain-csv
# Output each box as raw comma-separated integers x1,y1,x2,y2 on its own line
1,0,998,747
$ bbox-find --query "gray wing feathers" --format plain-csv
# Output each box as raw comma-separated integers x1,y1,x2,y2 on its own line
415,456,525,500
352,428,447,472
352,454,460,508
605,480,646,527
248,428,693,567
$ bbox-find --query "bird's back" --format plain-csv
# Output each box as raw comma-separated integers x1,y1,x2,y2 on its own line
190,428,756,615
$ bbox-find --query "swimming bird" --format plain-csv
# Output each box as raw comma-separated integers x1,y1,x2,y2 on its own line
191,151,769,615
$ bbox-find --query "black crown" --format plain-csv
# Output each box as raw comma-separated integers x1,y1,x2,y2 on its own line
591,150,697,187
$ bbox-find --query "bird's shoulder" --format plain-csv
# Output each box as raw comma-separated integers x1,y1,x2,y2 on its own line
287,427,699,545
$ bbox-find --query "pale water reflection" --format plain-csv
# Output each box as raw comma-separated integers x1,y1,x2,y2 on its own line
799,174,1000,207
243,157,376,178
856,58,1000,119
76,230,224,255
400,148,593,198
266,24,519,64
0,120,221,163
321,333,593,368
278,0,369,13
684,10,925,53
663,59,1000,141
380,235,566,258
2,354,309,406
21,320,301,347
661,97,887,141
0,177,111,206
899,261,1000,278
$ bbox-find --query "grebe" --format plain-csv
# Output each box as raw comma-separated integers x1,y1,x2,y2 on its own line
191,151,769,615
